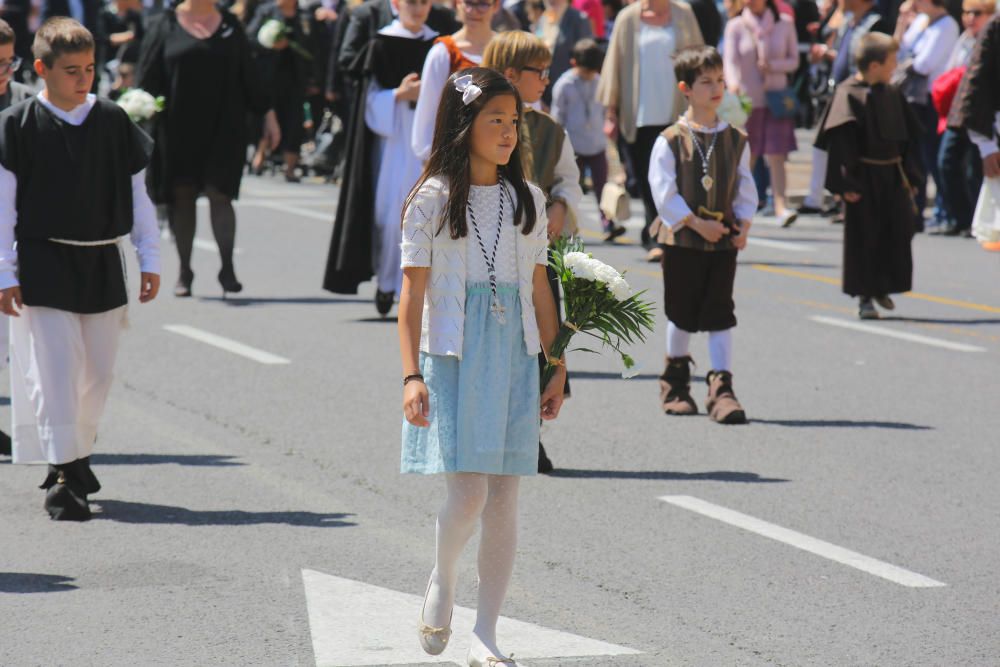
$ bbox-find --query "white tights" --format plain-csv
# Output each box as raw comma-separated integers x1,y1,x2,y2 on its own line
424,473,520,659
666,320,733,372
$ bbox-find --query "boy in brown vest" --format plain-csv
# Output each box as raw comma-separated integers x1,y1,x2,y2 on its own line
483,30,582,470
648,46,758,424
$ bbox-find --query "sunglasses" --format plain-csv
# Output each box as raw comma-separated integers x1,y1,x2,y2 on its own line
0,56,22,74
462,0,494,10
521,65,551,79
962,8,984,14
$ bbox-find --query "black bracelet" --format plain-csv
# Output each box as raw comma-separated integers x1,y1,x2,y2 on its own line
403,373,424,386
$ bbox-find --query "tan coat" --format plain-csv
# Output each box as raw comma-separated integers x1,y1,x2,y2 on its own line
597,1,705,144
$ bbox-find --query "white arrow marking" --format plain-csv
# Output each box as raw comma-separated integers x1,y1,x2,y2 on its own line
746,237,815,252
163,325,290,365
193,238,243,254
302,569,641,666
660,496,946,588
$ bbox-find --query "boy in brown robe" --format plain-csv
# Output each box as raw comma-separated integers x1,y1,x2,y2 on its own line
649,46,758,424
815,33,924,319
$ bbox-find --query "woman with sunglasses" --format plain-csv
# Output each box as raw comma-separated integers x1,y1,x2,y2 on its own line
0,22,30,112
411,0,499,162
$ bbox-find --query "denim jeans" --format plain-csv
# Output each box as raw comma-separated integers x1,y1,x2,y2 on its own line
937,128,984,231
912,102,945,222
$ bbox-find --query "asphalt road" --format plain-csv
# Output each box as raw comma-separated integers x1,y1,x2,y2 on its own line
2,173,999,667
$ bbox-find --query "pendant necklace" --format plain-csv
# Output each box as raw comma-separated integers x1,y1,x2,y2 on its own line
467,180,510,325
681,116,720,191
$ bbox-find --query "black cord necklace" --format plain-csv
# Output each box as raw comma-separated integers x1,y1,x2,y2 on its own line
467,179,511,324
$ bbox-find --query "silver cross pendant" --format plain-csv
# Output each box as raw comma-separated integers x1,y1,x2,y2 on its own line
491,299,507,325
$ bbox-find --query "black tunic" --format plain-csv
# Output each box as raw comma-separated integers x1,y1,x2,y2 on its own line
815,80,925,298
136,10,271,204
322,33,436,294
0,98,153,313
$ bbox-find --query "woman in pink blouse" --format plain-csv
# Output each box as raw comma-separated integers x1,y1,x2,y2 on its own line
723,0,799,226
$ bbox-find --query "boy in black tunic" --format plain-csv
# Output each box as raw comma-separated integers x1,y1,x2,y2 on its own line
0,18,161,521
815,33,924,320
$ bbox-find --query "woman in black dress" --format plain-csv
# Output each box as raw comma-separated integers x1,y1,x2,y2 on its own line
137,0,281,297
247,0,316,182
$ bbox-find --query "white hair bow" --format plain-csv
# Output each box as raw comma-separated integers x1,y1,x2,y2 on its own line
454,74,483,106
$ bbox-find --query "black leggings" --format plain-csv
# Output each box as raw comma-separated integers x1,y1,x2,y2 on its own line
625,124,669,247
168,184,237,278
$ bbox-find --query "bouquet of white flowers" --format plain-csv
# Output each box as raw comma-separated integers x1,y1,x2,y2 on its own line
543,238,656,385
257,18,314,60
116,88,164,123
717,91,752,128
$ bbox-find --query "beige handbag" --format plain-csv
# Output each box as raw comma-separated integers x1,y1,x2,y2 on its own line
600,181,631,222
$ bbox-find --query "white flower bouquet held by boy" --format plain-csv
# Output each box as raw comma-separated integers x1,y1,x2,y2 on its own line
542,237,656,386
257,19,314,60
717,91,752,128
116,88,164,123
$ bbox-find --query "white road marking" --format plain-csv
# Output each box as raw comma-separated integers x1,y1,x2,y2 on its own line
302,569,641,666
245,200,332,222
747,237,815,252
810,315,986,353
163,325,290,365
660,495,946,588
193,238,243,255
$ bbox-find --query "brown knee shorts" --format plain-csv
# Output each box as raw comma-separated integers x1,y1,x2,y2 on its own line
660,246,738,332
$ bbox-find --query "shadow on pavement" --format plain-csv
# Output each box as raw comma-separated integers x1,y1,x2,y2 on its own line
93,500,357,528
354,316,398,323
752,418,932,430
90,454,245,467
0,573,77,593
199,296,365,306
569,371,663,381
547,469,788,483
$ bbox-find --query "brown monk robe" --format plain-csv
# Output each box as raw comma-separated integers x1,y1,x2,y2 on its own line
815,80,924,305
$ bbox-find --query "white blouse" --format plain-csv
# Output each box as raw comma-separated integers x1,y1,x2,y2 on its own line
400,176,550,359
466,184,519,284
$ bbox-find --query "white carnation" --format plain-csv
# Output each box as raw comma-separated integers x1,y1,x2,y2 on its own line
117,89,157,121
717,91,749,128
592,261,620,285
564,252,597,280
608,276,632,302
258,19,286,48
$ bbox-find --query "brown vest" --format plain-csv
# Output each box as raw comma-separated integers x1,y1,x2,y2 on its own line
521,108,565,196
652,123,747,252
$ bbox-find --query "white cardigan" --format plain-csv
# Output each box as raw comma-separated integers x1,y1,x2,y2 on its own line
400,176,550,359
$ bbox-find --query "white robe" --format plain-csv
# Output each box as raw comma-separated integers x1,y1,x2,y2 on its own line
366,21,438,294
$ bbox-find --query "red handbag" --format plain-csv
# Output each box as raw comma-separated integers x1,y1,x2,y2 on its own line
930,65,966,134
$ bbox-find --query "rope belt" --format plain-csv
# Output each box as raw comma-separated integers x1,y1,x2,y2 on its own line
46,235,130,328
859,157,919,215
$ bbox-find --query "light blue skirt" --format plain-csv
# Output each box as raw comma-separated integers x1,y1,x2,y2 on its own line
401,282,540,476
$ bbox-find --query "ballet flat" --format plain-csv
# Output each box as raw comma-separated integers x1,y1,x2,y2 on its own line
418,577,452,655
467,649,516,666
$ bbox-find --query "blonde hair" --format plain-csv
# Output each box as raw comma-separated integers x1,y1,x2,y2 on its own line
482,30,552,73
965,0,996,15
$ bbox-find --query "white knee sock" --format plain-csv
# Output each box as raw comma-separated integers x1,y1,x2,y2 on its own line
708,329,733,372
425,473,488,628
471,475,520,660
666,321,692,358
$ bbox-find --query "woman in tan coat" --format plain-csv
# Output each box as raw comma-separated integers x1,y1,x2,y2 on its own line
598,0,704,256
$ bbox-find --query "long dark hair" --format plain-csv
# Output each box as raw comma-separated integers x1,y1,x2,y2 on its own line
402,67,538,240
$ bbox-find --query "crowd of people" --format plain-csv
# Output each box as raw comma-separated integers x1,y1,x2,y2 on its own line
0,0,998,664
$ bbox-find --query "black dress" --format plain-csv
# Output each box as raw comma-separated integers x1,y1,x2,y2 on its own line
246,2,316,154
136,10,271,204
97,8,145,66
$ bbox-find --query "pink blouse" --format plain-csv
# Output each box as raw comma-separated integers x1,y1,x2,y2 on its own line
722,8,799,108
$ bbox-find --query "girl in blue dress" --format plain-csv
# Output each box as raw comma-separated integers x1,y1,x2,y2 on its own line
398,67,567,667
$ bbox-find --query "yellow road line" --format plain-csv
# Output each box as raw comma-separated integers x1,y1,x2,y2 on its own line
750,264,1000,314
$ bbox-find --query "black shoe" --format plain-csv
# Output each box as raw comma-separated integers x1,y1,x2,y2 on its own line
218,268,243,297
603,224,627,243
0,429,10,457
537,442,554,474
821,203,841,217
375,290,394,317
796,204,824,215
858,298,879,320
78,457,101,495
174,269,194,298
942,225,963,237
40,463,91,522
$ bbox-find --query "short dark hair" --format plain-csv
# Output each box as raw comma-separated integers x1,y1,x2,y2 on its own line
673,46,724,87
571,38,604,72
855,33,899,73
0,19,15,46
33,17,94,68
